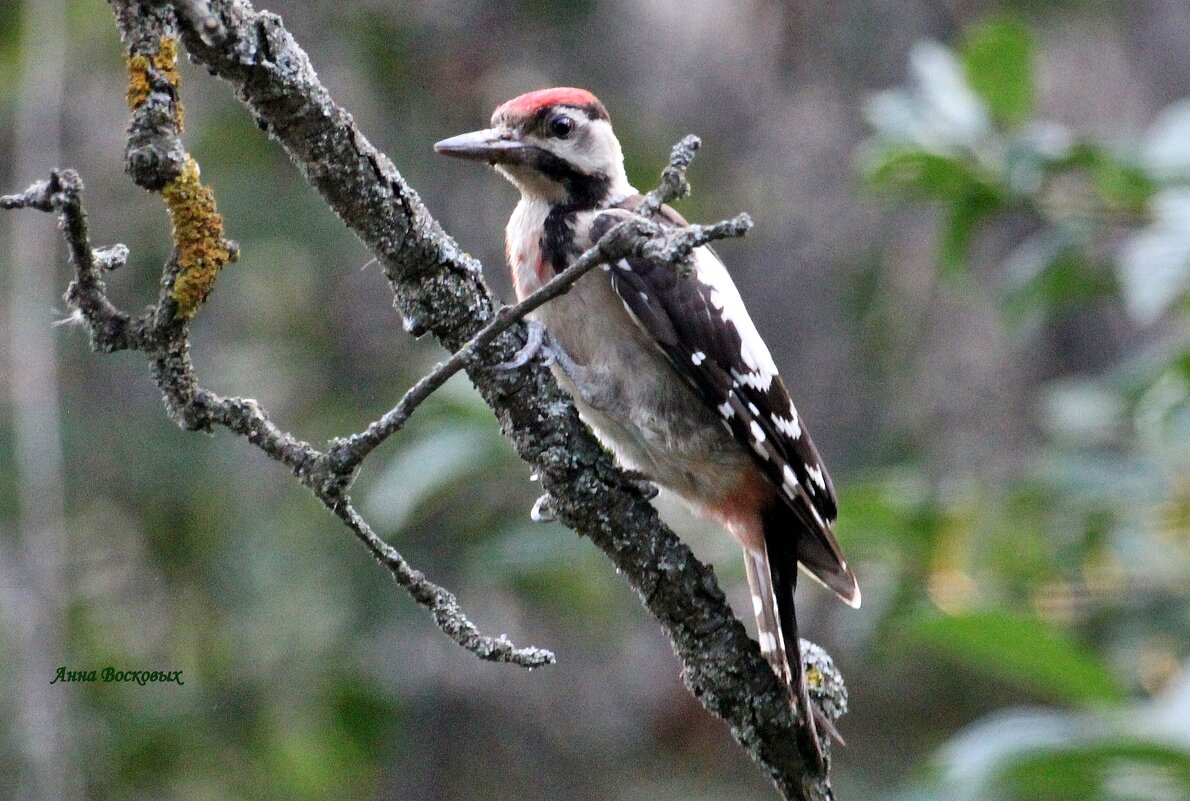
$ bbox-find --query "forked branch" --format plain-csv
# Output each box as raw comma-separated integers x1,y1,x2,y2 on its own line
0,1,851,798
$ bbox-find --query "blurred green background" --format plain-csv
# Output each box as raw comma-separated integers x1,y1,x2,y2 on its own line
1,1,1188,800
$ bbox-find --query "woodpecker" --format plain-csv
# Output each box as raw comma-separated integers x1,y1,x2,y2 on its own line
435,88,859,769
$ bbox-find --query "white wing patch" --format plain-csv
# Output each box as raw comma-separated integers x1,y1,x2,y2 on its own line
731,367,773,391
693,247,778,389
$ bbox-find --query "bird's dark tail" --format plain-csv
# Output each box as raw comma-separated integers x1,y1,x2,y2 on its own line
743,502,847,774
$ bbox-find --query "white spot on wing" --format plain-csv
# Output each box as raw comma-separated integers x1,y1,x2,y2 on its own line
806,463,826,490
717,401,735,419
782,465,798,489
772,412,801,440
731,368,774,391
691,351,706,365
750,421,766,443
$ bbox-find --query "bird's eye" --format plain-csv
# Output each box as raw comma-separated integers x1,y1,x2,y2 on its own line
547,114,575,138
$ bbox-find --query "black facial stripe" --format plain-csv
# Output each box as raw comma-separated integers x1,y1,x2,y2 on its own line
521,146,609,207
525,143,611,275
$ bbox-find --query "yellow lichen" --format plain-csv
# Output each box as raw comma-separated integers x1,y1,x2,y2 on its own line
805,666,823,690
124,36,226,318
125,36,184,127
126,52,151,110
162,156,235,319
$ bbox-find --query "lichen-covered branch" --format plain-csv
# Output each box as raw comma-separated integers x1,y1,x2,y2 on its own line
5,1,851,798
1,169,555,670
156,1,844,798
5,0,552,670
121,30,236,319
639,134,701,219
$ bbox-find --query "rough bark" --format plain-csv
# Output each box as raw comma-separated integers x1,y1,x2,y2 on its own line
3,1,849,798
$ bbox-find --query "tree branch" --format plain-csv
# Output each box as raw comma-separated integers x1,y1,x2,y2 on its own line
159,2,842,797
4,181,553,668
3,1,852,797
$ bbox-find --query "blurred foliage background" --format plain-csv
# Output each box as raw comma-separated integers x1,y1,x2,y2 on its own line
1,1,1188,800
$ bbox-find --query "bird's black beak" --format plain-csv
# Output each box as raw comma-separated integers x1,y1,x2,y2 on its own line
433,128,528,165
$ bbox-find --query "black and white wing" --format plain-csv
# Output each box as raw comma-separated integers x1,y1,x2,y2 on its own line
591,205,859,607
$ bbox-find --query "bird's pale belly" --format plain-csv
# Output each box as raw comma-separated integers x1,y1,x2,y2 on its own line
533,269,755,508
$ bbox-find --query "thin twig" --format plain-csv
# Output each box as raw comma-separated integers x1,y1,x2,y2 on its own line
328,171,749,472
331,501,555,666
2,169,555,670
327,217,647,470
639,134,701,218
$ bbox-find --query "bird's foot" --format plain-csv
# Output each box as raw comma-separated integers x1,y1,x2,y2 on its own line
498,319,556,370
595,464,658,500
623,469,659,499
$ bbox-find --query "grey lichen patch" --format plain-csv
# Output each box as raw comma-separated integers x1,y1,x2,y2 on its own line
803,640,847,723
124,35,187,189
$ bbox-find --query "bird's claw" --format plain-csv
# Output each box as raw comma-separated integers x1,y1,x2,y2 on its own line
625,473,659,500
598,465,658,499
499,319,556,370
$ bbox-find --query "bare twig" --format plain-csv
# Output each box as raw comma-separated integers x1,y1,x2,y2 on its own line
326,207,750,473
2,170,555,670
639,134,702,218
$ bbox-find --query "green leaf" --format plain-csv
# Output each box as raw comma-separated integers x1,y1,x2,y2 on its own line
1001,741,1190,801
903,610,1124,705
960,18,1036,128
1053,143,1158,214
1143,97,1190,182
865,147,1000,202
1118,189,1190,324
1001,238,1116,323
939,192,1001,277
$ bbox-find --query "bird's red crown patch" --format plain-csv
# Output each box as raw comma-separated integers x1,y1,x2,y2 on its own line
494,87,609,121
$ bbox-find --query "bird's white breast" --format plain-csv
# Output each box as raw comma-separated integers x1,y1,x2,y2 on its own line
506,196,552,300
